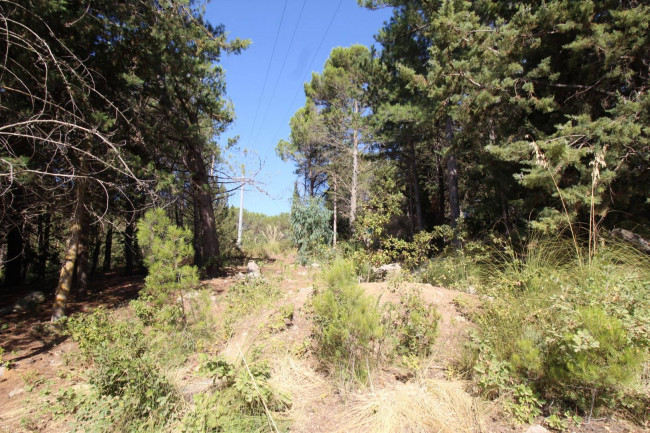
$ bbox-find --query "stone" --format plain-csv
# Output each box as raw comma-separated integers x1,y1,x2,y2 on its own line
247,260,261,278
180,379,213,399
0,365,5,379
611,228,650,254
9,387,25,398
310,263,321,268
525,425,549,433
372,263,402,280
0,291,46,316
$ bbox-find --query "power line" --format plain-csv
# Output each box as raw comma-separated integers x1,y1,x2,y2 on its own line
273,0,343,141
246,0,289,147
252,0,307,145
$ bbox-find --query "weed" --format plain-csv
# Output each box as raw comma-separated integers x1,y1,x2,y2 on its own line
312,258,384,382
183,356,291,432
504,384,544,424
384,287,440,357
21,370,44,392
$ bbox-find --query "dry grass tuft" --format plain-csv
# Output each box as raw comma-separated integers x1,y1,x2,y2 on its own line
334,379,485,433
269,355,334,430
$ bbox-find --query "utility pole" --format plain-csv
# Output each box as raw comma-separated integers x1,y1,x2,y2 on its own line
237,181,244,247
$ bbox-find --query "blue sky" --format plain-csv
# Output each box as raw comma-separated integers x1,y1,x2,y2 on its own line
205,1,392,215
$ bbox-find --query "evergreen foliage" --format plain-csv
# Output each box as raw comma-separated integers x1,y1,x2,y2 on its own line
290,195,333,265
136,208,199,303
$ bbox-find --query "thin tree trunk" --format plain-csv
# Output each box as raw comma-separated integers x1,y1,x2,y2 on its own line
37,211,51,280
124,217,135,275
52,177,87,321
3,225,23,287
74,211,89,297
445,117,461,248
102,226,113,273
333,176,338,247
308,160,315,197
350,132,359,229
408,141,423,231
437,154,446,225
90,229,101,275
193,196,203,268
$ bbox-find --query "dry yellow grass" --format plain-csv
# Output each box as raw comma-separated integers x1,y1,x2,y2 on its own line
334,379,485,433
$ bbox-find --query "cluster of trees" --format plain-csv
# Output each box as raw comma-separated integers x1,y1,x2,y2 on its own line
0,0,246,319
279,0,649,243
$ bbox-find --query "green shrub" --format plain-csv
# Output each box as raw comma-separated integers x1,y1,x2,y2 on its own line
136,208,199,305
182,357,290,433
290,196,332,265
312,258,384,381
384,287,440,357
62,308,180,431
545,307,644,411
469,238,650,419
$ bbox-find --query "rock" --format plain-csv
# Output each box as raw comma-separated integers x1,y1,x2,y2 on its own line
611,228,650,254
467,286,476,295
0,365,5,379
372,263,402,280
181,379,213,399
525,425,549,433
9,387,25,398
0,291,46,316
310,263,321,268
247,260,261,278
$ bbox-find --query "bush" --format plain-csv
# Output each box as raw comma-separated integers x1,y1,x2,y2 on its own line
468,238,650,420
312,258,384,381
182,356,290,432
290,196,332,265
136,208,199,305
62,308,180,431
384,287,440,357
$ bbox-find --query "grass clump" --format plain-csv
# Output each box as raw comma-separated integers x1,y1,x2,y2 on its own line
181,355,291,432
312,258,384,382
221,277,282,338
59,308,181,432
384,287,440,357
467,238,650,422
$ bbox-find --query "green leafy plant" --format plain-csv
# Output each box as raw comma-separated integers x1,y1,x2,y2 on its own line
312,258,384,382
384,287,440,357
504,384,544,424
290,196,333,265
136,208,199,308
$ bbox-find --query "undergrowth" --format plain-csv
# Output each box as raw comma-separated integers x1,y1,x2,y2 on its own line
465,238,650,425
312,258,440,385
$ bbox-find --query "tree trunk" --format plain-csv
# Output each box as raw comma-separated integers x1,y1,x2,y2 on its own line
437,154,446,225
193,196,203,268
333,176,338,247
445,117,461,247
52,177,87,321
187,145,220,277
408,140,423,231
37,211,51,280
3,225,23,287
74,211,89,297
350,134,359,229
90,229,101,275
124,217,135,275
102,226,113,273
